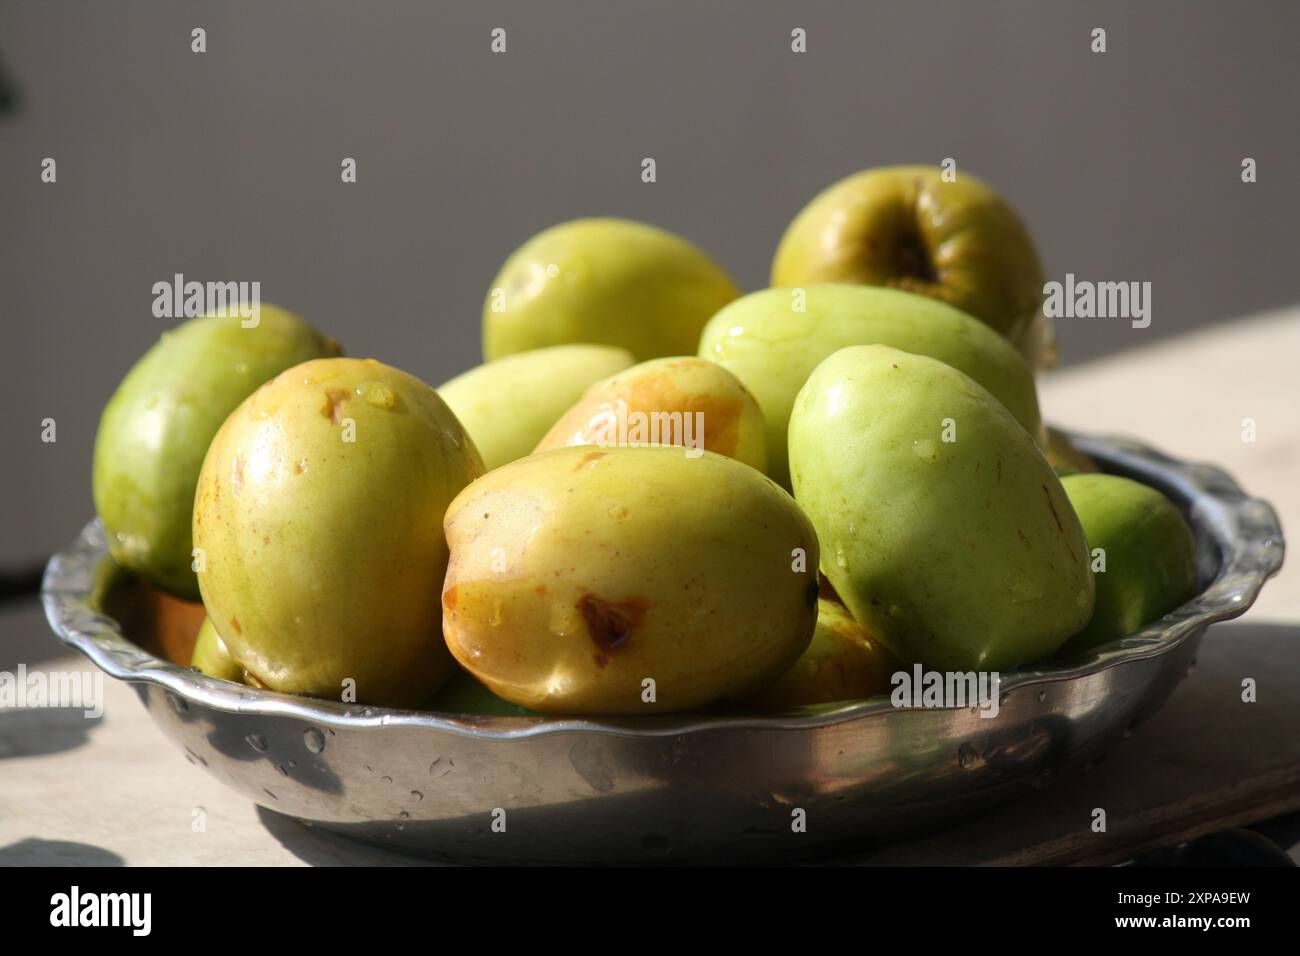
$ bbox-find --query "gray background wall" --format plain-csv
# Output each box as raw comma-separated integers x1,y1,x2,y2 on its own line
2,0,1298,568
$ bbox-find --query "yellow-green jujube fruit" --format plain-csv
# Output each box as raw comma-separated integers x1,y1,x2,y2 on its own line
193,358,484,706
698,284,1042,489
93,306,340,598
771,166,1052,368
191,617,244,683
747,599,897,709
788,345,1093,671
535,356,767,471
442,446,819,714
483,218,740,362
1055,474,1198,658
439,345,634,471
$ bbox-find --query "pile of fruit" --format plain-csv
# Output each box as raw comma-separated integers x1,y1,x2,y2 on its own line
92,166,1198,717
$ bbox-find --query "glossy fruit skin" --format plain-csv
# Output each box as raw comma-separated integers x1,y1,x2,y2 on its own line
427,670,539,717
698,284,1042,489
193,358,484,706
482,218,740,362
439,345,634,471
191,617,244,683
789,345,1093,671
535,356,767,471
771,166,1049,366
93,306,340,598
442,446,819,714
747,599,897,709
1056,474,1198,657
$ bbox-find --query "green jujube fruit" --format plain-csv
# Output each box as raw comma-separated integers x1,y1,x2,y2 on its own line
191,617,244,683
770,165,1053,369
193,358,484,706
747,599,897,709
699,284,1042,489
535,356,768,471
788,345,1093,671
441,446,820,714
1055,474,1198,657
439,345,635,471
93,305,340,598
482,218,740,362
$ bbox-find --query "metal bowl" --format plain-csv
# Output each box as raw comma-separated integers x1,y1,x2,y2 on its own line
42,431,1284,863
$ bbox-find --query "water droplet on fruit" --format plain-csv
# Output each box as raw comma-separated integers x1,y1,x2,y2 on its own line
834,547,848,570
303,728,325,753
607,505,628,519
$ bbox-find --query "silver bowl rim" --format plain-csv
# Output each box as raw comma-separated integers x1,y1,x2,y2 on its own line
41,429,1284,740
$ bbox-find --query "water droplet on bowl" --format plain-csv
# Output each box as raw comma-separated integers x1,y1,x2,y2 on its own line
303,728,325,753
957,743,979,769
246,734,267,753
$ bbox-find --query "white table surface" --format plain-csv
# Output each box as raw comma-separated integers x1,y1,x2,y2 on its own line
2,308,1296,866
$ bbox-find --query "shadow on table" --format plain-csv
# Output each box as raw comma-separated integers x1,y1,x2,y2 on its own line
0,707,101,760
0,597,72,670
255,806,439,867
0,838,124,866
